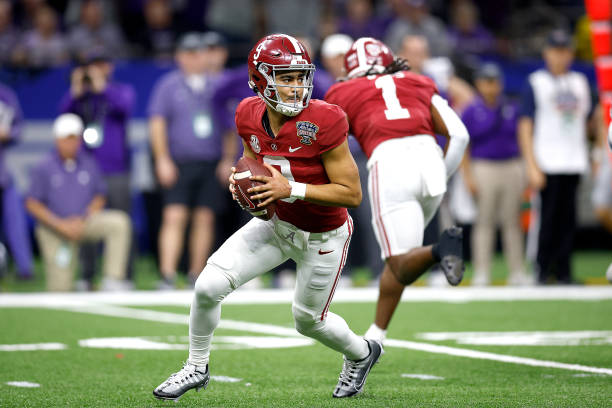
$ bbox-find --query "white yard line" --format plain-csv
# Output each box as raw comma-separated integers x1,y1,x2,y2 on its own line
5,381,41,388
0,343,66,351
57,304,301,337
384,338,612,376
1,286,612,307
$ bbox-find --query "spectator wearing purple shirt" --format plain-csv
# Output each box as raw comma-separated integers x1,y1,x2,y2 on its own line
460,63,530,286
337,0,390,41
149,32,229,288
59,52,136,287
0,82,34,280
25,114,131,292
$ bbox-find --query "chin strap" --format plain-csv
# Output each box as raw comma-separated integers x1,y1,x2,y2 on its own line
274,103,302,117
258,92,303,117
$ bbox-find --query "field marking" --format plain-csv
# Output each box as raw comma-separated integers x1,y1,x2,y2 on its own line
78,336,313,350
48,304,612,377
4,298,612,377
54,304,300,337
79,337,188,350
384,338,612,376
2,286,612,307
211,376,242,383
5,381,40,388
0,343,66,351
401,374,444,380
416,331,612,346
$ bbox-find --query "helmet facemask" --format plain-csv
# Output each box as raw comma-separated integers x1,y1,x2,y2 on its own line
254,62,315,117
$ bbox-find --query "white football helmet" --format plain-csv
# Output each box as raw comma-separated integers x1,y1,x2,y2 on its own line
344,37,395,79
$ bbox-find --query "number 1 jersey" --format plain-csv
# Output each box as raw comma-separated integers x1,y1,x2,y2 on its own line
235,97,349,233
325,71,438,158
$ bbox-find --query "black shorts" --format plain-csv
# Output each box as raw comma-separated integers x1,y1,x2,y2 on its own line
163,160,226,211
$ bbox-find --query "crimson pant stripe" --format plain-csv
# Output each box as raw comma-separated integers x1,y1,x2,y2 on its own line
320,217,353,321
372,162,391,257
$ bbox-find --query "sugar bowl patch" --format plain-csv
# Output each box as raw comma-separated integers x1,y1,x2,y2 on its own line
296,121,319,145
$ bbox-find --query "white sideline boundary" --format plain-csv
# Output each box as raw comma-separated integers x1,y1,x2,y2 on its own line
1,285,612,307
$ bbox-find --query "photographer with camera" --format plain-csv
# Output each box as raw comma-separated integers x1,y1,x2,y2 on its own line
59,51,136,290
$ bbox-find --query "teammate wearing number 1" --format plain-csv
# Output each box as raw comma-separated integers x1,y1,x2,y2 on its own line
154,34,382,401
325,37,470,343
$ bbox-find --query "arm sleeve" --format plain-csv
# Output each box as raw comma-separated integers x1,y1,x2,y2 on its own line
431,94,469,179
519,80,536,119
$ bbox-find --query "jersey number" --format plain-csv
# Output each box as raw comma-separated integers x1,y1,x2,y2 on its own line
263,155,297,203
375,75,411,120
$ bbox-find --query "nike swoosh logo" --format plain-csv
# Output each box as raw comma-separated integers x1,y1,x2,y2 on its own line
318,249,334,255
289,146,302,153
237,185,256,210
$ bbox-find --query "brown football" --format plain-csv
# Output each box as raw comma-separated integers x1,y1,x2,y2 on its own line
233,156,276,220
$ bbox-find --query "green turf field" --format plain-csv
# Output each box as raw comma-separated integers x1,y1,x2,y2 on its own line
1,291,611,407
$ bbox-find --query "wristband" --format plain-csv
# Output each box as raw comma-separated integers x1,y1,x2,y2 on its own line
288,180,306,200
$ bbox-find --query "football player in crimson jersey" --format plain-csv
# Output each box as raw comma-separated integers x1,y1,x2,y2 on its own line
325,37,470,343
154,34,382,401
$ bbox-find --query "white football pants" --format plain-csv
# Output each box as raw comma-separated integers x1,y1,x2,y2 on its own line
188,215,369,366
367,135,446,260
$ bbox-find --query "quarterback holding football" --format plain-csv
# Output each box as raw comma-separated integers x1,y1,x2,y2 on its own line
154,34,382,401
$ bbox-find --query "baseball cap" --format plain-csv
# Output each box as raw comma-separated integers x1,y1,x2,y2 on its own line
176,32,206,51
321,34,353,58
474,62,503,80
201,31,227,48
547,29,573,48
53,113,84,139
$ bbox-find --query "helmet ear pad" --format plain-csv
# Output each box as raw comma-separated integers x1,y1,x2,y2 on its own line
249,66,277,99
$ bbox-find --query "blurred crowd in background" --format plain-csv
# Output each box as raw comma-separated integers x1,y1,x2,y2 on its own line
0,0,610,292
0,0,600,68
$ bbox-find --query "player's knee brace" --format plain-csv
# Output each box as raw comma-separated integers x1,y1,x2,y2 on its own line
193,264,233,308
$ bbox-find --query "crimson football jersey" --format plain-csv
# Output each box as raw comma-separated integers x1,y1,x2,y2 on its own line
235,97,349,232
325,71,438,158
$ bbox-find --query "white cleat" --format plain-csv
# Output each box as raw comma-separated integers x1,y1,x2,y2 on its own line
153,362,209,401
